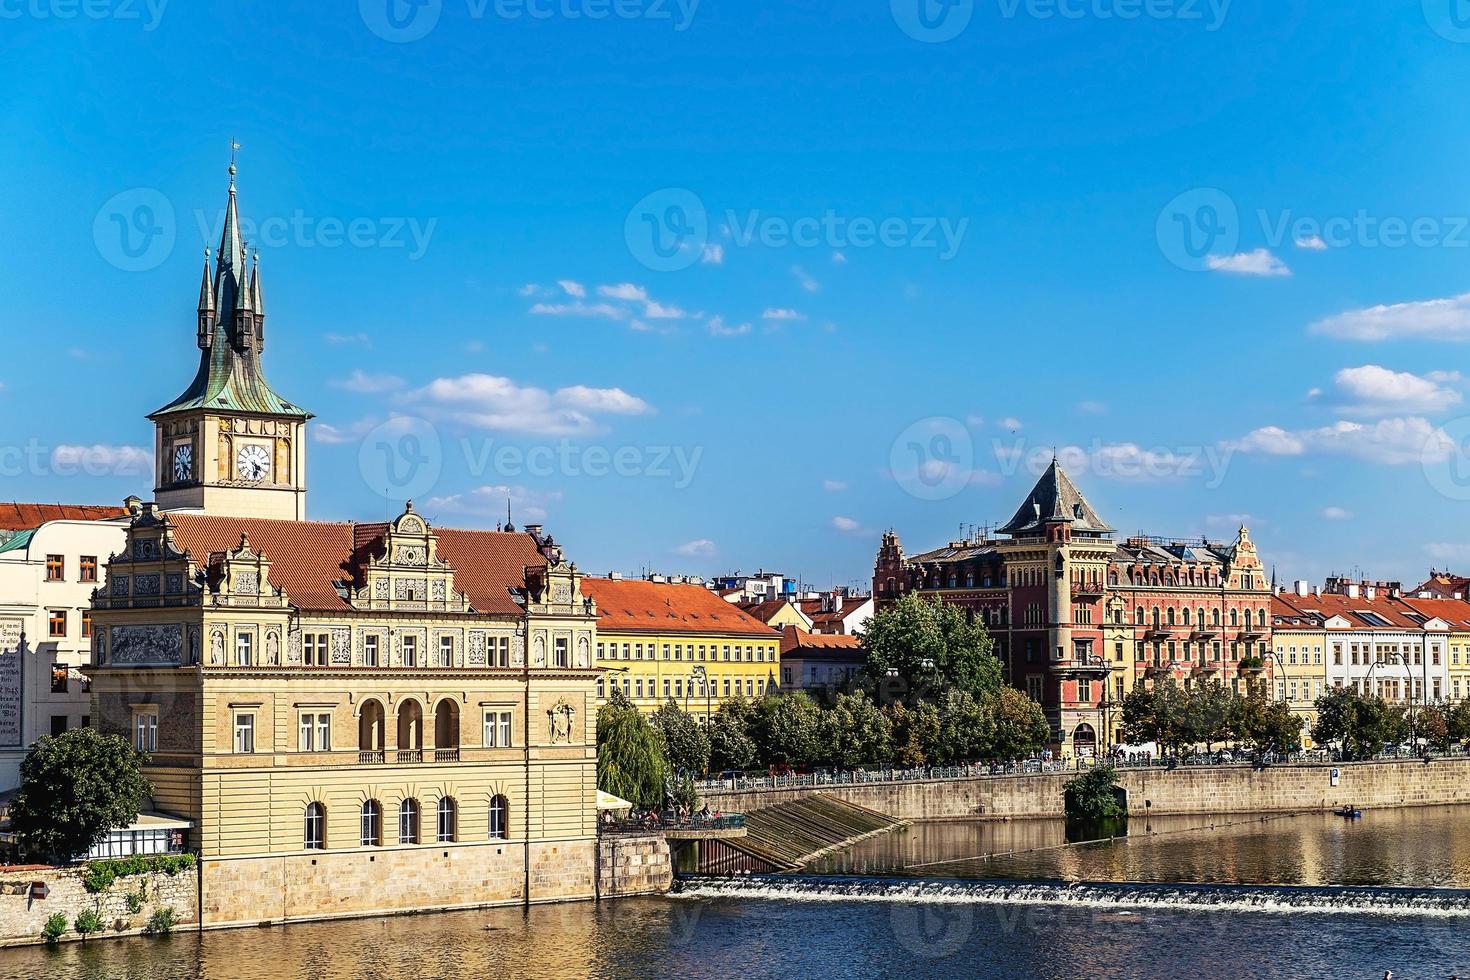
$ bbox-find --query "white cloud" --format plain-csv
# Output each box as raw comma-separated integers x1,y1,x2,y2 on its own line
529,300,627,320
1295,235,1328,251
1206,249,1291,277
331,370,406,394
1228,417,1453,465
313,418,378,445
701,244,724,265
762,308,805,321
792,265,820,293
424,484,561,523
1425,542,1470,563
557,280,586,298
965,414,985,428
674,539,717,558
50,444,152,477
1310,291,1470,342
998,417,1023,431
408,373,653,436
1321,506,1352,520
597,283,648,302
1331,365,1462,416
831,516,864,534
823,479,848,492
832,251,847,264
643,300,690,320
1049,442,1209,482
708,316,752,337
1077,400,1108,416
1206,513,1259,529
323,332,371,347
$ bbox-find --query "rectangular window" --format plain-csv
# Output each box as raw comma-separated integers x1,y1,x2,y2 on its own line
662,678,671,699
304,634,328,667
1078,679,1091,703
1027,676,1043,701
50,715,67,737
80,556,98,582
483,710,513,747
674,679,683,699
51,665,68,693
403,635,418,667
134,710,158,752
234,713,255,753
45,555,64,581
635,678,644,699
81,609,92,639
440,635,454,668
235,633,253,667
300,713,331,751
496,636,510,668
554,637,568,668
365,635,380,667
723,678,731,697
48,610,66,638
597,676,606,698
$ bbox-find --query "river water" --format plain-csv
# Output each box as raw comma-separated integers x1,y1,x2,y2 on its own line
4,805,1468,979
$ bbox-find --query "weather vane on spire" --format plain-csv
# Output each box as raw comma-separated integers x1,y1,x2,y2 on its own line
228,139,241,181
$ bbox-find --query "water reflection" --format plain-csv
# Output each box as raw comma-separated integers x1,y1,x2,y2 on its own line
811,804,1470,887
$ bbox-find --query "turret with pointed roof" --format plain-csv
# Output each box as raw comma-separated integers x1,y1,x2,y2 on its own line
998,457,1113,537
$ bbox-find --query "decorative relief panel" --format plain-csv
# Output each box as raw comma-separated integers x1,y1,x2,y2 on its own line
468,632,487,667
331,627,352,666
552,583,572,605
166,573,184,595
511,635,525,667
235,571,259,596
111,624,184,666
287,629,303,666
374,579,390,600
111,576,130,597
431,579,447,602
134,574,161,597
398,546,427,566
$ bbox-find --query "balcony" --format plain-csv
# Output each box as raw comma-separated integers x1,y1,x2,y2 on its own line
358,751,384,764
433,748,460,763
396,749,423,764
1071,581,1105,599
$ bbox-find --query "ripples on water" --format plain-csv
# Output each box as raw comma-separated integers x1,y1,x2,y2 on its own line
4,806,1469,979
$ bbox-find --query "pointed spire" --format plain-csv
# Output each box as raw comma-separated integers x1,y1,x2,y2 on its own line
250,248,264,317
197,248,216,349
504,495,515,533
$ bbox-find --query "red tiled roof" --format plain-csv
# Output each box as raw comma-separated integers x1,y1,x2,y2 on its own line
0,502,131,531
1275,590,1422,630
780,626,865,658
1397,595,1470,630
736,599,798,624
1412,573,1470,598
165,513,543,617
797,596,872,629
583,578,779,637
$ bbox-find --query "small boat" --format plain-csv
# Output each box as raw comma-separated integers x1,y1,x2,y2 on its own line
1335,806,1362,819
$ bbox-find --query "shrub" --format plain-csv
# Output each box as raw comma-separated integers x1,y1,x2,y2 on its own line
73,907,104,939
125,886,146,914
1063,763,1126,822
82,853,196,893
144,907,177,936
41,913,67,944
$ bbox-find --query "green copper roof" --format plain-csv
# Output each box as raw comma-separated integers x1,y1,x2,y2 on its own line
0,529,36,555
151,320,312,419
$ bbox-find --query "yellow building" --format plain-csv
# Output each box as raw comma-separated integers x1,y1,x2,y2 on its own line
84,169,602,928
585,577,780,722
1271,595,1327,745
734,597,813,632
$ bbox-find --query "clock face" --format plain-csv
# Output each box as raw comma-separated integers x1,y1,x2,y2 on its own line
236,444,272,483
172,444,193,483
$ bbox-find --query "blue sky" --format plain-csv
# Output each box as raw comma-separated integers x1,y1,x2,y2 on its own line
3,1,1470,590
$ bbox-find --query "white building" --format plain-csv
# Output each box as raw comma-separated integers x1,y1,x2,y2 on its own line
0,504,131,790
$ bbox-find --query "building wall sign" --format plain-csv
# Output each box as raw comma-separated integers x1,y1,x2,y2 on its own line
111,624,184,666
0,619,24,747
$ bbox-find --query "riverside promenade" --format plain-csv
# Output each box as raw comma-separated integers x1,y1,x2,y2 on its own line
698,756,1470,821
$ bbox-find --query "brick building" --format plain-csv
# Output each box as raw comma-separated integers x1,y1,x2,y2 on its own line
874,458,1274,756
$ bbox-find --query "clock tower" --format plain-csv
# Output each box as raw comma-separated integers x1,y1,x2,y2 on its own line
151,162,313,521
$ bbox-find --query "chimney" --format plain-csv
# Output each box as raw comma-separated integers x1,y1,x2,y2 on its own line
1365,586,1376,600
1294,580,1310,597
1347,583,1361,599
124,495,143,517
609,571,623,581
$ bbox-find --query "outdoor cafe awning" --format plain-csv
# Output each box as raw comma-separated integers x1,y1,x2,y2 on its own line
596,790,634,811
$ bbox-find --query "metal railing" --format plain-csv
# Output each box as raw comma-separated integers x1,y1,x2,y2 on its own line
601,813,747,836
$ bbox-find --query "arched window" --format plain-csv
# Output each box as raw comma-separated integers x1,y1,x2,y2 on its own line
399,798,420,844
489,795,509,840
437,798,457,843
1166,608,1175,626
359,699,385,761
397,700,423,762
1182,607,1191,626
1135,607,1144,625
1230,609,1239,628
434,698,460,761
360,800,382,847
304,802,325,850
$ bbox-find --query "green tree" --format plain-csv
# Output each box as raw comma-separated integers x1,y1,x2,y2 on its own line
1063,763,1125,821
819,691,894,769
1447,700,1470,745
885,700,941,767
1417,703,1451,752
707,699,758,773
859,594,1002,701
10,729,151,862
1121,681,1189,756
651,700,712,776
750,692,823,768
1184,682,1235,751
1312,687,1393,760
985,687,1050,762
596,690,669,809
933,689,994,764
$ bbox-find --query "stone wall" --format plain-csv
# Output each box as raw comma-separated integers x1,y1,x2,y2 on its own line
0,866,198,947
598,834,672,898
702,758,1470,821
